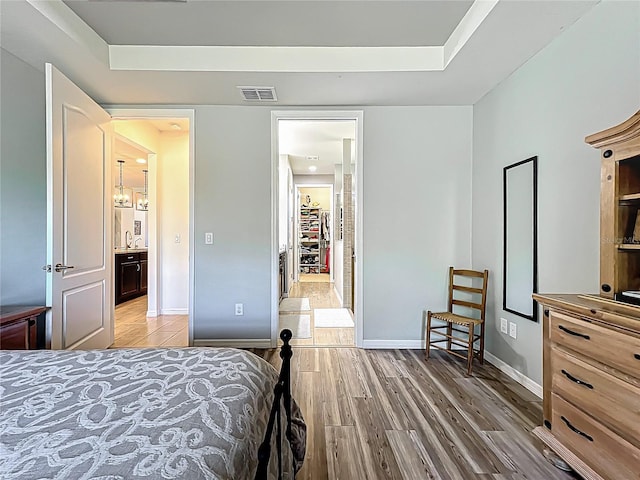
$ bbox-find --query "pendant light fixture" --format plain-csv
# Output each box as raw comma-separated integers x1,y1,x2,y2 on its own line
136,169,149,211
114,160,133,208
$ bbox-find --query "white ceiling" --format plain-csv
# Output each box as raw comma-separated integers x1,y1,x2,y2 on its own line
279,120,356,175
113,117,190,187
114,136,149,189
0,1,599,106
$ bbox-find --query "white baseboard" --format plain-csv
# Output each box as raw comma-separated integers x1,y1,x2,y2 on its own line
160,308,188,315
147,310,158,317
362,339,424,349
333,285,343,305
193,338,271,349
484,351,542,398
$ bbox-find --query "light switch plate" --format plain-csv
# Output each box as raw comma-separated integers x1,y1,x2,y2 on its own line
509,321,517,339
500,318,508,334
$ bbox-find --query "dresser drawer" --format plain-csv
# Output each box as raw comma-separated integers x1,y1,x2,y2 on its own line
552,348,640,446
552,394,640,480
549,310,640,378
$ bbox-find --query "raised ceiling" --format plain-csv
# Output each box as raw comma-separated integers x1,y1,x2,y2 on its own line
1,0,599,106
63,1,474,47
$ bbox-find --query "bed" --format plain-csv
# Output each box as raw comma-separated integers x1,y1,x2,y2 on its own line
0,332,305,480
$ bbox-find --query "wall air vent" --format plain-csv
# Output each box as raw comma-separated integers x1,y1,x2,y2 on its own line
237,87,278,102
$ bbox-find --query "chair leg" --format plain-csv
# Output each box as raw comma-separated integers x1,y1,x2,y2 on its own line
466,325,474,376
479,322,485,364
425,311,432,359
446,321,452,351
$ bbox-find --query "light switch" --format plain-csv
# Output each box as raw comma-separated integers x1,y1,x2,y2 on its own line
175,234,181,244
205,232,213,245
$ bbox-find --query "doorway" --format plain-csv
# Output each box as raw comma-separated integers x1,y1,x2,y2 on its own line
107,111,195,347
272,112,363,348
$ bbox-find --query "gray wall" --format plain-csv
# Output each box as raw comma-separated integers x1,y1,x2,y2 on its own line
0,49,47,305
191,106,473,342
193,106,273,339
472,0,640,384
363,106,473,342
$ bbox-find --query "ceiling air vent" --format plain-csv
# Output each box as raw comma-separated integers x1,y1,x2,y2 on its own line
238,87,277,102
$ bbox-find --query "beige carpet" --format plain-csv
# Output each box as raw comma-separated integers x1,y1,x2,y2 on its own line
279,314,312,339
314,308,354,328
279,297,311,312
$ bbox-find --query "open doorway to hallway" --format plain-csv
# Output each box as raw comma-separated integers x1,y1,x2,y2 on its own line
110,116,192,348
275,117,358,347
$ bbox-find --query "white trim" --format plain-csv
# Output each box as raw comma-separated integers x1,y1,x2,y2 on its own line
146,310,158,318
484,351,543,398
193,338,271,349
271,110,364,349
333,284,343,305
363,340,424,349
107,108,196,347
27,0,110,65
110,45,444,72
443,0,500,68
159,308,188,315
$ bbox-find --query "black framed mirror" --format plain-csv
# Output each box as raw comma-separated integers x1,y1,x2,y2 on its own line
503,156,538,321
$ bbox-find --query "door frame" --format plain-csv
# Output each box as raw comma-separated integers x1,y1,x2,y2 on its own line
107,108,196,345
271,110,364,348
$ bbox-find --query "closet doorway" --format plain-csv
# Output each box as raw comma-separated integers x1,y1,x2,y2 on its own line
273,113,362,348
295,185,333,284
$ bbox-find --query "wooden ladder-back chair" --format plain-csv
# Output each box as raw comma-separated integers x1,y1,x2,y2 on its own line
425,267,489,375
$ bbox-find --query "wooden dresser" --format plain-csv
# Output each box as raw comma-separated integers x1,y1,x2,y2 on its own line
533,111,640,479
0,305,48,350
533,294,640,480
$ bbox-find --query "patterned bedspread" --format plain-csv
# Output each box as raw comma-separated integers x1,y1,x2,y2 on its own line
0,348,305,480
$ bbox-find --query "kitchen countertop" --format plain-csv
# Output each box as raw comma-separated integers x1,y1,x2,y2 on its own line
114,248,148,254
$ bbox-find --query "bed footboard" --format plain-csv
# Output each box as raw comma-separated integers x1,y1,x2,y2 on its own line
254,329,294,480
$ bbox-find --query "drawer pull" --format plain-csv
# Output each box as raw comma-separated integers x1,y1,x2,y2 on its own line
558,325,590,340
561,416,593,442
561,369,593,389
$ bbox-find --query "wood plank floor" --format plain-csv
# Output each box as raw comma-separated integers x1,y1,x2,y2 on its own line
259,347,579,480
112,296,188,347
283,281,354,347
112,294,575,479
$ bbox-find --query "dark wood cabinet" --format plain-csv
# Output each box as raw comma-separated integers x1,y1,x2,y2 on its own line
140,255,148,294
0,306,47,350
115,251,148,305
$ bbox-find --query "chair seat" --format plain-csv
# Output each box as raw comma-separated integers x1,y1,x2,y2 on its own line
430,311,483,326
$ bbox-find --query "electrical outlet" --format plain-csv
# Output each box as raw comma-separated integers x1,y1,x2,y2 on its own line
175,234,181,244
500,318,508,334
509,321,517,339
235,303,243,316
205,232,213,245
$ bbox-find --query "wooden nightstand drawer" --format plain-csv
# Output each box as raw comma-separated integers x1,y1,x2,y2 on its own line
552,348,640,446
552,394,640,480
549,310,640,378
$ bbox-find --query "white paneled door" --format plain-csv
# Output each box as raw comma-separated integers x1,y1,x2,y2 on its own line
45,64,113,349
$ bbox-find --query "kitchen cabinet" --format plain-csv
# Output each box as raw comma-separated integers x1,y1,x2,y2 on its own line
115,251,147,305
